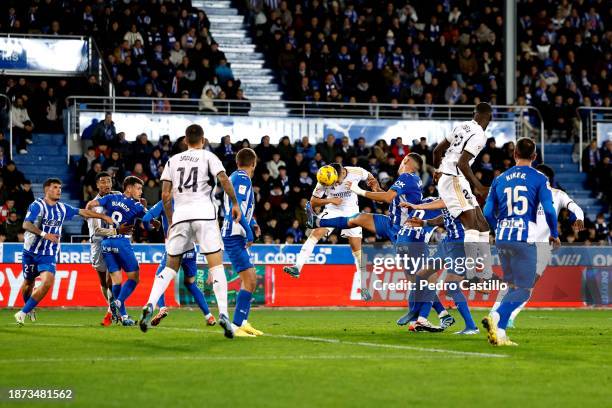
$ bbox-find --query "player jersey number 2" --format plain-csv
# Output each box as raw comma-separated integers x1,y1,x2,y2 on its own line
177,167,198,193
503,186,528,216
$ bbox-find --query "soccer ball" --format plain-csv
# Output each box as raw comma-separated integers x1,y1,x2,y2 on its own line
317,165,338,186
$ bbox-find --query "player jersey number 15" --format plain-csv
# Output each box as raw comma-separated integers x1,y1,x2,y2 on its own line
177,167,198,193
504,186,528,216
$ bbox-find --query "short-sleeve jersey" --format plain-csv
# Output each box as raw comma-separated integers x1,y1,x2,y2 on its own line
311,166,369,214
388,172,423,229
24,199,80,255
97,193,146,237
160,148,226,224
439,120,487,176
222,169,255,238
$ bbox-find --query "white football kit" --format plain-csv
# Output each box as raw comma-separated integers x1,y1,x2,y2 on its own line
160,148,226,255
438,119,487,218
529,188,584,276
87,191,121,272
312,166,370,238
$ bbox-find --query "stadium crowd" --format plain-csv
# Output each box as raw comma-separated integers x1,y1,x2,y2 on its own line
68,119,611,246
249,0,611,140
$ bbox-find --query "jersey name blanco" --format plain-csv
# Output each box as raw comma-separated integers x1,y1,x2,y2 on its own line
529,188,580,242
312,166,369,214
160,148,225,224
440,120,486,176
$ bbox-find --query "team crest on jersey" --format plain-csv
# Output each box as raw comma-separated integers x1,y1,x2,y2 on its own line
238,185,247,194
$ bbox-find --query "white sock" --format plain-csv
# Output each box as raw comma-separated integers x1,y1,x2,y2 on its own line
492,286,508,312
464,229,480,279
497,328,507,339
352,250,363,288
510,300,528,320
296,235,319,271
478,231,493,279
147,267,177,307
210,265,228,317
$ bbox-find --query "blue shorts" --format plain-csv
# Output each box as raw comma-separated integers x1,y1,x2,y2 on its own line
156,249,198,278
102,238,139,273
435,240,467,276
395,239,429,275
22,251,56,281
496,241,537,288
373,214,399,243
223,236,253,274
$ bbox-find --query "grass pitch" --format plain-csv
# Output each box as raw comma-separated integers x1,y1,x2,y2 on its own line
0,308,610,408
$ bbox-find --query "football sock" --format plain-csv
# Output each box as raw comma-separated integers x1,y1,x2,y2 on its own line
510,300,528,321
210,265,228,317
353,250,364,289
448,287,477,330
463,229,480,279
232,289,252,327
318,216,349,230
186,282,210,315
118,279,138,316
478,231,493,279
112,283,121,300
432,294,446,315
22,297,39,314
147,267,176,308
99,285,109,302
157,294,166,309
296,235,318,271
497,288,530,330
492,286,508,312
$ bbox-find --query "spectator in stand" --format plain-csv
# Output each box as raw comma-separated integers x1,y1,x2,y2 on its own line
92,113,116,146
266,152,286,179
255,135,276,163
0,132,10,157
391,137,410,162
215,135,236,170
317,134,337,164
142,179,161,206
14,179,34,216
1,161,25,192
0,198,17,224
277,136,295,163
337,136,355,162
1,211,22,242
132,133,154,165
582,140,601,192
77,147,99,183
295,136,315,161
11,97,34,154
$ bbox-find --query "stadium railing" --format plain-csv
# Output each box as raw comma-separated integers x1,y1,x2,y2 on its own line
0,93,13,159
66,96,546,158
577,106,612,171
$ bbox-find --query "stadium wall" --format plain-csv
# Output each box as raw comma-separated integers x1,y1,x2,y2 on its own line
0,244,609,308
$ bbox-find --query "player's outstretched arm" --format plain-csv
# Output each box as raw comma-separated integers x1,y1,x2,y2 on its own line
400,199,446,211
217,171,241,223
85,199,100,210
457,151,488,197
347,181,397,203
310,196,342,208
78,209,114,225
405,215,444,228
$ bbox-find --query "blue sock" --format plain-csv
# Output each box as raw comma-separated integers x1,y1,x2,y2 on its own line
157,294,166,309
408,290,417,314
111,283,121,300
318,216,349,229
186,282,210,315
22,297,39,314
117,279,138,316
497,288,530,329
233,289,252,327
448,288,477,330
432,294,446,315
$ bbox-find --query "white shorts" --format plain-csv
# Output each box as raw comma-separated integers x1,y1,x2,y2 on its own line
320,209,362,238
90,241,107,273
166,220,223,256
438,174,479,218
535,243,553,277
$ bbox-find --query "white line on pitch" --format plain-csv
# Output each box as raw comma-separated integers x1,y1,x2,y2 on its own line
4,323,508,359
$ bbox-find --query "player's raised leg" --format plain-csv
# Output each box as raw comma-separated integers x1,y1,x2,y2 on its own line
284,228,326,278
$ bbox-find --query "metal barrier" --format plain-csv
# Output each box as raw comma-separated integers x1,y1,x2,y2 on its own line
0,94,13,160
577,106,612,171
66,96,545,159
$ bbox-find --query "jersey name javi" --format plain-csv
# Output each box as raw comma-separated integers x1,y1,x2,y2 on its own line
439,120,486,176
160,148,226,224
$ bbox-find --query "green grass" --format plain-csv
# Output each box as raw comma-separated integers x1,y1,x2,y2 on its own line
0,308,610,408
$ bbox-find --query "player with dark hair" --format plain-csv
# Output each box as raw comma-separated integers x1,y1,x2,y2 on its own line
86,176,152,326
87,171,134,326
482,137,560,346
15,178,114,325
221,148,263,337
433,102,494,282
